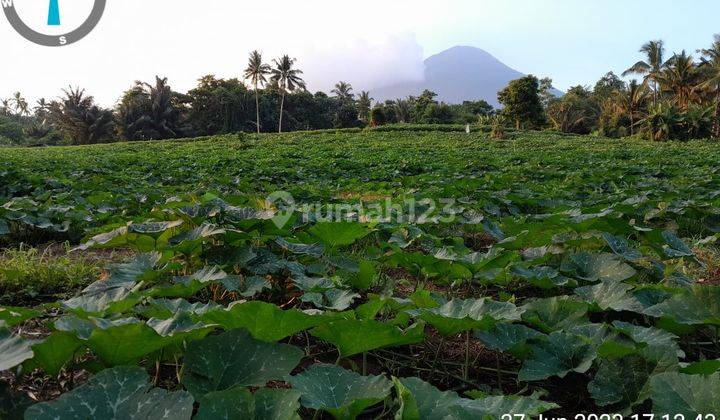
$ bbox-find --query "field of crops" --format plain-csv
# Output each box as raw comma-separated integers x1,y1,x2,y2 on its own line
1,130,720,418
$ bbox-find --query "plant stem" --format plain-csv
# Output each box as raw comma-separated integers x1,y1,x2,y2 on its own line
463,331,470,381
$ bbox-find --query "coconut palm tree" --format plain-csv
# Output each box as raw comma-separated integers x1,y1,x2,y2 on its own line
393,99,411,123
243,50,271,134
357,91,372,122
0,99,12,117
271,55,305,133
331,81,354,103
623,40,666,105
657,51,701,109
698,34,720,137
613,80,650,136
12,92,29,116
49,87,115,144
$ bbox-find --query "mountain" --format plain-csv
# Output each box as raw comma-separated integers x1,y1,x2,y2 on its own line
371,46,561,108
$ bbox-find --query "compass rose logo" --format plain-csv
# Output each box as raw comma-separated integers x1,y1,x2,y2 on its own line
2,0,106,47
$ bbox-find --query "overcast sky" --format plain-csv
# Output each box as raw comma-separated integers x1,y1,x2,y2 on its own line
2,0,719,107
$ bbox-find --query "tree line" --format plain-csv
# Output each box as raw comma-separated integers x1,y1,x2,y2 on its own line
4,36,718,146
498,35,720,141
0,51,493,147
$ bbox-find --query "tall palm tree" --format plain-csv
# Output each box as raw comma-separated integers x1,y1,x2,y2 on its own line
357,91,372,122
12,92,29,116
699,34,720,137
613,80,650,135
657,51,701,109
244,50,271,134
623,40,666,106
331,81,354,103
271,55,305,133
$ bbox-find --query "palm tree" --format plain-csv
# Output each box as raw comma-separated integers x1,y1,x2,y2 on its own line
0,99,11,117
49,87,115,144
657,51,701,109
12,92,29,116
271,55,306,133
613,80,650,136
331,81,354,103
393,99,411,123
623,40,666,105
639,103,681,142
243,50,271,134
357,91,372,122
698,34,720,137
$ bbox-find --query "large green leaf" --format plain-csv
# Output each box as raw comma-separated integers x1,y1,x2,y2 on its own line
649,372,720,416
62,253,160,315
288,364,392,420
309,221,372,247
660,231,695,258
475,323,545,354
181,329,303,398
588,346,677,411
576,280,644,313
453,394,560,419
409,298,523,336
86,319,173,366
134,298,220,319
521,296,589,332
128,220,183,234
602,233,642,262
612,321,685,358
27,332,82,375
0,306,40,328
393,376,459,420
199,301,341,342
154,266,242,297
394,377,557,419
0,328,34,371
511,265,572,289
561,252,635,283
518,331,597,381
644,285,720,325
310,319,425,357
195,387,301,420
679,359,720,375
24,366,194,420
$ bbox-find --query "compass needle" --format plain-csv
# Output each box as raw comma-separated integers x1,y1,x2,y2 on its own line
48,0,60,25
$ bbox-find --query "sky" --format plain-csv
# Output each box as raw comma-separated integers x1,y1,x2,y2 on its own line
2,0,719,107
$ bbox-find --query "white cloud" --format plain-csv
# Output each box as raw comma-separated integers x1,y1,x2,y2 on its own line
299,33,425,93
0,0,443,107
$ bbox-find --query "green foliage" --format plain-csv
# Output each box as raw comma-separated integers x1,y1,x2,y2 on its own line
288,364,392,420
48,87,115,145
394,377,557,419
0,246,101,305
649,372,720,416
0,328,34,370
181,329,304,398
310,319,425,357
24,366,194,420
195,387,301,420
2,130,720,417
498,75,546,129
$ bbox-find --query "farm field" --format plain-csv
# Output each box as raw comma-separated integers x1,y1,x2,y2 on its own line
1,129,720,418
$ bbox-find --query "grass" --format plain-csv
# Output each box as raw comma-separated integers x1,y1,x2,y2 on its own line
0,244,128,305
